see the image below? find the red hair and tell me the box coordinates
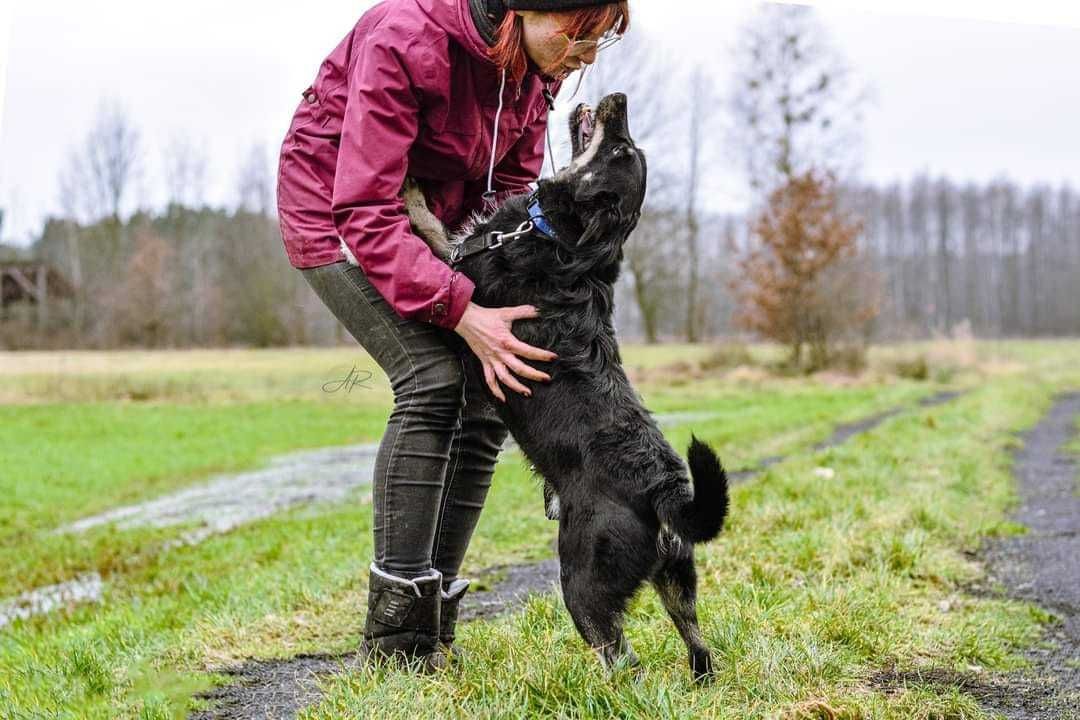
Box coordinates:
[489,3,630,85]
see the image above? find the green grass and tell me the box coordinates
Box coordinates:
[0,366,934,599]
[302,377,1062,719]
[0,400,391,598]
[0,341,1078,718]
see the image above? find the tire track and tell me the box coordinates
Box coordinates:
[976,392,1080,719]
[0,411,721,628]
[191,389,966,720]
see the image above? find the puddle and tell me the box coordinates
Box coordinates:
[2,412,714,629]
[62,411,720,538]
[63,444,382,535]
[0,573,104,629]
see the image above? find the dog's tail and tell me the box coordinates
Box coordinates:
[653,434,729,544]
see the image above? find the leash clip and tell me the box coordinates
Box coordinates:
[493,220,535,245]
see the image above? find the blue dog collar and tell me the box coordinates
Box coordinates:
[528,198,558,240]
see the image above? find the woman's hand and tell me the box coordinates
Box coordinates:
[452,302,558,403]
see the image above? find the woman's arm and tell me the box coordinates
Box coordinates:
[331,31,475,331]
[332,30,557,398]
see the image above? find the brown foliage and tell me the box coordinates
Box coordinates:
[732,169,880,370]
[104,228,176,347]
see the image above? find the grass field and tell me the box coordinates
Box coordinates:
[1,340,1077,719]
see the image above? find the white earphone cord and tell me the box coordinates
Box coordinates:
[491,62,590,185]
[484,68,508,211]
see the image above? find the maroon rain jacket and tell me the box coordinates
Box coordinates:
[277,0,561,331]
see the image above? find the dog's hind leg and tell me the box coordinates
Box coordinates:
[558,508,650,676]
[651,547,714,683]
[561,574,640,675]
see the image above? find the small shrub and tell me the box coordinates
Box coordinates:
[699,342,754,371]
[894,356,930,381]
[828,345,868,374]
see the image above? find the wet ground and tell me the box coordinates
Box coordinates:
[189,560,563,720]
[0,573,103,630]
[871,393,1080,719]
[61,410,717,540]
[976,393,1080,719]
[0,412,713,623]
[189,392,969,719]
[1,412,722,628]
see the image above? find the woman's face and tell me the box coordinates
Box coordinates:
[518,11,606,81]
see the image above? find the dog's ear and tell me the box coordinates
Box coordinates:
[572,181,604,205]
[576,201,620,247]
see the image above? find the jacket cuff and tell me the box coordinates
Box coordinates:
[428,270,475,330]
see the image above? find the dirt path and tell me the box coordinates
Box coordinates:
[728,390,963,482]
[977,393,1080,719]
[872,393,1080,718]
[190,391,966,719]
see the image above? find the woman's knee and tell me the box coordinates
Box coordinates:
[391,353,465,421]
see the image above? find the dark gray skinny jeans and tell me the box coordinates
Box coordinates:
[300,260,508,583]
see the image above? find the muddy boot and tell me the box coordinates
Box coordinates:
[359,564,446,673]
[439,578,470,662]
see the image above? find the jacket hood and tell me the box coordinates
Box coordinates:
[469,0,507,47]
[417,0,495,65]
[418,0,561,83]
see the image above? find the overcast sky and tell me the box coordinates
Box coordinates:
[1,0,1079,245]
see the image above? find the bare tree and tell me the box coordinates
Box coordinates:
[163,133,209,210]
[582,34,729,342]
[163,133,213,344]
[579,31,682,162]
[574,32,698,342]
[58,99,142,226]
[683,67,708,342]
[55,100,142,342]
[933,177,954,330]
[105,227,176,347]
[237,142,273,216]
[727,3,870,198]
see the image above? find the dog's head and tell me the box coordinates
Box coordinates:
[537,93,647,254]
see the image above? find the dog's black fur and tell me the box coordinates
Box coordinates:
[408,93,729,681]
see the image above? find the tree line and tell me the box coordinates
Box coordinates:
[843,177,1080,338]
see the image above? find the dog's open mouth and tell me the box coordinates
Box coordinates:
[577,105,596,151]
[571,103,596,159]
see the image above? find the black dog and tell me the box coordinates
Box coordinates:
[403,93,729,682]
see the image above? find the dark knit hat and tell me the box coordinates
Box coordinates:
[506,0,621,9]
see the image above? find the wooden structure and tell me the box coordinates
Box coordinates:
[0,261,76,327]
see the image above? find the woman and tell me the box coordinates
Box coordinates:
[276,0,631,671]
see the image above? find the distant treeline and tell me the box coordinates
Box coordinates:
[1,172,1074,350]
[1,206,308,349]
[843,176,1080,338]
